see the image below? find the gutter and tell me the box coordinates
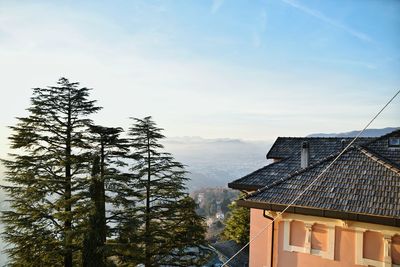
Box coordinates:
[237,199,400,228]
[227,182,261,191]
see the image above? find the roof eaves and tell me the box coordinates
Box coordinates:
[227,183,261,191]
[237,199,400,226]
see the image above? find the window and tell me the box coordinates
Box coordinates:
[389,137,400,147]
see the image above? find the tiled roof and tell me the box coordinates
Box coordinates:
[212,240,249,267]
[229,129,400,220]
[266,137,372,160]
[229,137,372,190]
[363,130,400,166]
[247,146,400,218]
[228,157,299,190]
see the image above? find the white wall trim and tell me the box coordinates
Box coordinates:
[279,213,400,266]
[282,219,335,260]
[355,229,396,267]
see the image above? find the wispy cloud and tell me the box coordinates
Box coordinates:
[310,58,377,69]
[211,0,224,14]
[252,31,262,48]
[0,0,398,144]
[281,0,373,43]
[252,9,267,48]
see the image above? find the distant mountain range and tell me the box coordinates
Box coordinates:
[307,127,398,137]
[1,127,397,192]
[165,127,399,191]
[163,137,271,191]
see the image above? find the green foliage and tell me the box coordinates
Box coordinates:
[1,78,101,266]
[221,197,250,245]
[83,125,129,267]
[116,117,207,266]
[171,196,207,248]
[192,188,238,218]
[1,80,206,266]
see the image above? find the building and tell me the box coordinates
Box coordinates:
[216,211,225,221]
[197,192,205,204]
[229,129,400,267]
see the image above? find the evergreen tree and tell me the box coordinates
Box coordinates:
[118,116,206,266]
[167,196,207,266]
[1,78,101,266]
[83,125,129,267]
[172,196,206,248]
[221,196,250,245]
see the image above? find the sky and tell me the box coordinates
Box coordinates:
[0,0,399,158]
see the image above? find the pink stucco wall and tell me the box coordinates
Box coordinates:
[363,230,383,261]
[333,227,361,266]
[290,220,306,247]
[288,221,328,251]
[249,209,273,267]
[274,222,364,267]
[249,210,400,267]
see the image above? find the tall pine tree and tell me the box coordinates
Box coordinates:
[118,116,206,266]
[1,78,101,266]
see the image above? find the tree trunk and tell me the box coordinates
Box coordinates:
[99,142,106,264]
[64,169,72,267]
[83,156,106,267]
[145,129,151,267]
[65,98,73,267]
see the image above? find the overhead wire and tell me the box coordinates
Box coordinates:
[221,88,400,267]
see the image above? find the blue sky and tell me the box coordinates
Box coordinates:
[0,0,399,151]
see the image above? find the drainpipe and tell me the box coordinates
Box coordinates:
[263,212,275,267]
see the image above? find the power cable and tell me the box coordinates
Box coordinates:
[221,88,400,267]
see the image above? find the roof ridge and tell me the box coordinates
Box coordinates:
[246,148,349,199]
[247,145,400,200]
[356,146,400,175]
[229,158,288,185]
[363,128,400,147]
[266,136,374,159]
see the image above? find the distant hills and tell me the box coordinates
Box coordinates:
[163,137,272,191]
[165,127,399,191]
[1,127,397,193]
[307,127,398,137]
